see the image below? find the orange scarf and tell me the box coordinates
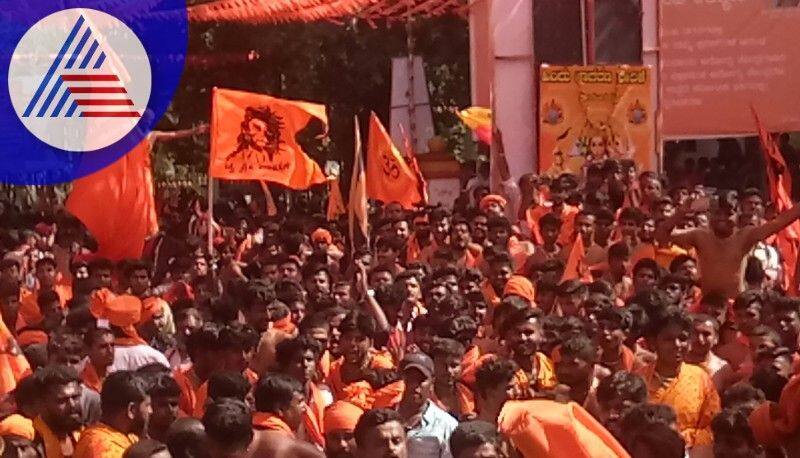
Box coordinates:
[81,364,104,393]
[303,382,326,447]
[252,412,295,438]
[271,315,297,335]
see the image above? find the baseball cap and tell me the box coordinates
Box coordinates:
[401,352,434,379]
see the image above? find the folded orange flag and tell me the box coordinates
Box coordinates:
[209,88,327,190]
[0,318,31,395]
[561,236,592,283]
[366,112,423,209]
[66,140,159,261]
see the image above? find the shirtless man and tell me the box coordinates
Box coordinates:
[656,191,800,299]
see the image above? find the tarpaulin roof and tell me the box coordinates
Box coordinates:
[187,0,468,24]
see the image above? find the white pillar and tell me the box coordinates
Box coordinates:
[491,0,536,188]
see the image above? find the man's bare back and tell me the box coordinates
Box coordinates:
[247,430,324,458]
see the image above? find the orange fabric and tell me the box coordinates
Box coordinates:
[754,108,800,294]
[326,351,396,409]
[503,275,536,304]
[252,412,295,438]
[498,400,630,458]
[91,293,146,346]
[74,422,136,458]
[479,194,507,212]
[480,280,501,309]
[271,315,297,335]
[311,228,333,245]
[81,363,104,393]
[635,362,720,447]
[561,237,592,283]
[526,206,549,245]
[0,318,31,395]
[16,329,48,347]
[461,345,482,374]
[139,297,165,324]
[304,382,326,447]
[372,380,405,409]
[17,285,72,329]
[66,140,158,261]
[324,401,364,434]
[33,416,81,458]
[431,383,475,417]
[513,353,559,393]
[556,206,580,247]
[749,373,800,448]
[365,112,423,209]
[327,178,347,222]
[399,125,429,205]
[461,353,497,387]
[173,366,201,417]
[318,350,332,381]
[349,115,369,247]
[0,414,34,440]
[209,88,327,190]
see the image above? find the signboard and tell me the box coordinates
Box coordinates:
[660,0,800,137]
[538,65,655,176]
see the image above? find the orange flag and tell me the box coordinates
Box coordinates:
[0,318,31,395]
[753,107,800,293]
[66,140,159,261]
[399,124,429,206]
[561,236,592,283]
[258,181,279,217]
[366,112,423,209]
[327,178,346,222]
[349,116,369,250]
[209,88,327,190]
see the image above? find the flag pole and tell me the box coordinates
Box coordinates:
[207,176,214,256]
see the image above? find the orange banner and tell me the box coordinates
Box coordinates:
[209,88,327,189]
[538,65,655,176]
[366,112,423,209]
[661,0,800,136]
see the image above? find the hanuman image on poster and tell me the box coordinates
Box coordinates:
[225,106,288,174]
[538,65,655,177]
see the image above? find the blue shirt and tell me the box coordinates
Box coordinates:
[407,401,459,458]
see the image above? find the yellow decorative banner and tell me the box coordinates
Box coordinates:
[538,65,655,176]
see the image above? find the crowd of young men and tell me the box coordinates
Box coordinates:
[0,156,799,457]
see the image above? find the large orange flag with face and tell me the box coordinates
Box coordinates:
[366,112,423,209]
[209,88,327,190]
[67,140,159,261]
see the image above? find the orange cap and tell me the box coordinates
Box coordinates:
[480,194,508,212]
[0,414,34,441]
[311,228,333,244]
[503,275,536,305]
[324,401,365,434]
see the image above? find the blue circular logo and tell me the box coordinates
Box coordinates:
[0,0,187,185]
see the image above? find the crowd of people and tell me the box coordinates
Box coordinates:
[0,154,798,458]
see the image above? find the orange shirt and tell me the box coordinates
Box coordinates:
[513,352,559,393]
[303,382,326,447]
[81,364,104,393]
[173,365,202,416]
[636,363,720,447]
[326,351,395,409]
[73,423,136,458]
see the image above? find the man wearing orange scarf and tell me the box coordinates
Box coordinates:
[324,401,364,458]
[32,365,83,458]
[75,371,149,458]
[89,289,169,372]
[500,307,558,395]
[275,336,327,448]
[252,373,305,437]
[326,311,396,410]
[449,218,482,270]
[17,258,72,331]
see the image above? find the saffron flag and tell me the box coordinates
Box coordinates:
[66,140,159,261]
[0,318,30,395]
[366,112,423,209]
[327,178,346,222]
[259,181,279,217]
[561,236,592,283]
[753,107,800,293]
[457,107,492,145]
[209,88,327,190]
[349,116,369,250]
[399,124,429,206]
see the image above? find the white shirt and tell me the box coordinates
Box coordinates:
[109,344,170,373]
